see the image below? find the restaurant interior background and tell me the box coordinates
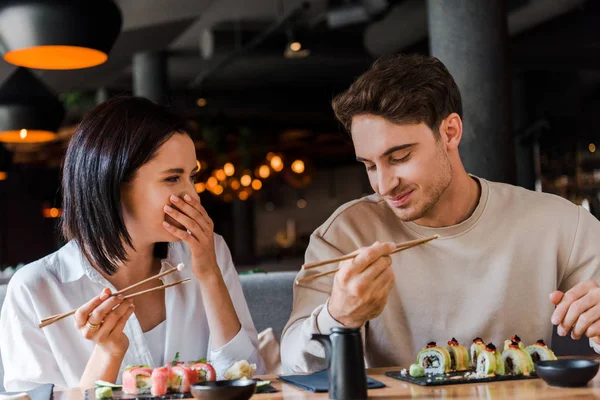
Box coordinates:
[0,0,599,276]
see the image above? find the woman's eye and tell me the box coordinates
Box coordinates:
[189,174,197,183]
[165,176,179,183]
[366,165,376,171]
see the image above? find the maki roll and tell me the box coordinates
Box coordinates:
[476,343,500,376]
[445,338,469,371]
[417,342,451,375]
[122,366,153,395]
[470,337,486,368]
[526,339,557,363]
[503,334,526,351]
[189,361,217,382]
[169,365,198,393]
[151,367,170,396]
[502,341,534,376]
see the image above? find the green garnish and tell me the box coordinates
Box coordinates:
[172,352,180,365]
[95,387,113,399]
[94,380,122,388]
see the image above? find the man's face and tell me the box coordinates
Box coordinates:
[352,115,452,222]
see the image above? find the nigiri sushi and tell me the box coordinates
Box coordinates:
[122,366,153,395]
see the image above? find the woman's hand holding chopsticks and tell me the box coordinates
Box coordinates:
[327,242,397,328]
[75,287,134,356]
[77,287,135,389]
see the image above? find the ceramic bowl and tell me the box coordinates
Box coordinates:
[535,359,599,387]
[190,379,256,400]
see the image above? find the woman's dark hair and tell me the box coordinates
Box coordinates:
[62,96,191,275]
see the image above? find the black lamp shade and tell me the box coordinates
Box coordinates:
[0,68,65,143]
[0,0,122,70]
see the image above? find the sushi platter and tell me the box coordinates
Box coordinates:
[386,369,538,386]
[84,379,277,400]
[386,335,556,386]
[88,356,276,399]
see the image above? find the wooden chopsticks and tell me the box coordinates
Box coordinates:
[296,235,439,285]
[38,262,188,329]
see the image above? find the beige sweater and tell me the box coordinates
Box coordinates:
[281,177,600,373]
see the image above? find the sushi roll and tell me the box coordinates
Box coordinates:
[502,341,534,376]
[470,337,486,368]
[169,365,198,393]
[151,367,170,396]
[503,334,526,351]
[122,366,153,395]
[476,343,499,376]
[189,361,216,382]
[416,342,451,375]
[526,339,557,363]
[445,338,469,371]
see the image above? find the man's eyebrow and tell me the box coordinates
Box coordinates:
[356,143,417,162]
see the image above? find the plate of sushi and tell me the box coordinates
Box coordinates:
[386,335,557,386]
[88,354,275,399]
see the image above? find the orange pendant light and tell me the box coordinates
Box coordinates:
[0,68,65,143]
[0,0,122,70]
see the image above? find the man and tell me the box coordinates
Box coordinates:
[281,54,600,373]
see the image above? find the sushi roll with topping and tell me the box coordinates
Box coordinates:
[189,360,216,382]
[122,366,153,395]
[445,338,469,371]
[476,343,499,376]
[526,339,557,363]
[169,365,198,393]
[151,367,170,396]
[504,334,526,351]
[502,341,534,376]
[470,338,486,368]
[417,342,451,375]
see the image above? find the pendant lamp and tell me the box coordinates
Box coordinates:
[0,0,122,70]
[0,68,65,143]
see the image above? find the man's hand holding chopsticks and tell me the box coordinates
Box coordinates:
[327,241,396,328]
[550,280,600,344]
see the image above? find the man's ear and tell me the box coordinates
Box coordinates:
[439,113,462,151]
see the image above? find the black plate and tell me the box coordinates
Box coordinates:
[85,380,277,399]
[386,369,538,386]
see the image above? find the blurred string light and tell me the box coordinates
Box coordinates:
[589,143,596,153]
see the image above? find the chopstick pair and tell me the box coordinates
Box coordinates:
[38,262,189,329]
[295,235,439,285]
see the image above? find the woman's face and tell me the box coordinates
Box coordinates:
[121,133,200,247]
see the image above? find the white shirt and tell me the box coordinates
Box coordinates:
[145,321,166,367]
[0,235,265,391]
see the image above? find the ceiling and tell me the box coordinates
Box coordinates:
[1,0,600,169]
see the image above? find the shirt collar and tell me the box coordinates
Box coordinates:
[56,240,187,284]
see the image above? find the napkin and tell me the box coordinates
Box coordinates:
[0,384,54,400]
[278,370,385,392]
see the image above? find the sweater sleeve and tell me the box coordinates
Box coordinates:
[280,232,346,374]
[558,207,600,292]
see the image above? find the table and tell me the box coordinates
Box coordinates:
[54,362,600,400]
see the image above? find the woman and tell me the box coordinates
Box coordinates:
[0,97,265,391]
